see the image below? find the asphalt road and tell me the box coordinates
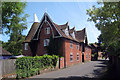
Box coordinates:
[27,60,107,80]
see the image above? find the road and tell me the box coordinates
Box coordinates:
[27,60,107,80]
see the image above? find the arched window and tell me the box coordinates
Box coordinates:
[44,39,50,46]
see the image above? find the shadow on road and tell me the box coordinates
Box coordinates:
[92,60,108,77]
[54,60,109,80]
[54,76,100,80]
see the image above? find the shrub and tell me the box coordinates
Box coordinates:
[16,55,58,78]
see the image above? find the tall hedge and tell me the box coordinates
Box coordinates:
[16,55,58,78]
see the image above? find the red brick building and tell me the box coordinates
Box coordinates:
[23,12,91,67]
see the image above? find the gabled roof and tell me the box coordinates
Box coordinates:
[53,23,86,42]
[58,22,69,30]
[75,28,86,42]
[69,27,75,33]
[0,47,12,56]
[24,12,88,43]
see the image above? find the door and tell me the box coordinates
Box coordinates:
[82,54,84,62]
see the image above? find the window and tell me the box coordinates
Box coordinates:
[25,43,28,50]
[70,41,73,48]
[70,53,73,62]
[77,43,79,50]
[77,53,79,61]
[86,53,88,59]
[63,28,69,36]
[71,32,75,39]
[44,39,50,46]
[45,27,50,34]
[89,54,90,59]
[65,28,69,36]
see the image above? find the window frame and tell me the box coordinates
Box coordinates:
[86,53,88,59]
[25,43,28,50]
[70,53,73,62]
[89,54,90,59]
[44,39,50,47]
[86,47,87,51]
[70,41,73,48]
[77,43,79,50]
[45,27,50,34]
[77,53,79,61]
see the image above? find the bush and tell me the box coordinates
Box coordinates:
[16,55,58,79]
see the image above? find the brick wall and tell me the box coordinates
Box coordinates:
[84,47,91,62]
[23,42,33,56]
[64,39,82,67]
[37,22,58,56]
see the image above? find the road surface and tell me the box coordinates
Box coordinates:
[27,60,107,80]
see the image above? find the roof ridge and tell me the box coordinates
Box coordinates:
[53,22,69,26]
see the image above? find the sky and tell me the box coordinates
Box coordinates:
[1,2,101,43]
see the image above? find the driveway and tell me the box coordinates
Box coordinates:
[27,60,107,80]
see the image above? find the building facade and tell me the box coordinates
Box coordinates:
[23,12,91,67]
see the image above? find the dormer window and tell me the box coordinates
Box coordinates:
[65,28,69,36]
[62,28,69,36]
[45,27,50,34]
[71,32,75,39]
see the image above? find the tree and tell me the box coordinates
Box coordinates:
[2,2,28,34]
[87,2,120,57]
[2,35,25,55]
[2,2,29,55]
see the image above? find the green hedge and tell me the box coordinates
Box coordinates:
[16,55,58,78]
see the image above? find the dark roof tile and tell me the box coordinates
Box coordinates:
[24,22,39,42]
[0,47,12,56]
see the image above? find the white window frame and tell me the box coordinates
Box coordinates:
[65,28,69,36]
[70,53,73,62]
[44,39,50,46]
[77,43,79,50]
[45,27,50,34]
[86,53,88,59]
[25,43,28,50]
[70,41,73,48]
[77,53,79,61]
[89,54,90,59]
[71,32,75,39]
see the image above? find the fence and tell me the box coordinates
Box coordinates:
[0,59,16,76]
